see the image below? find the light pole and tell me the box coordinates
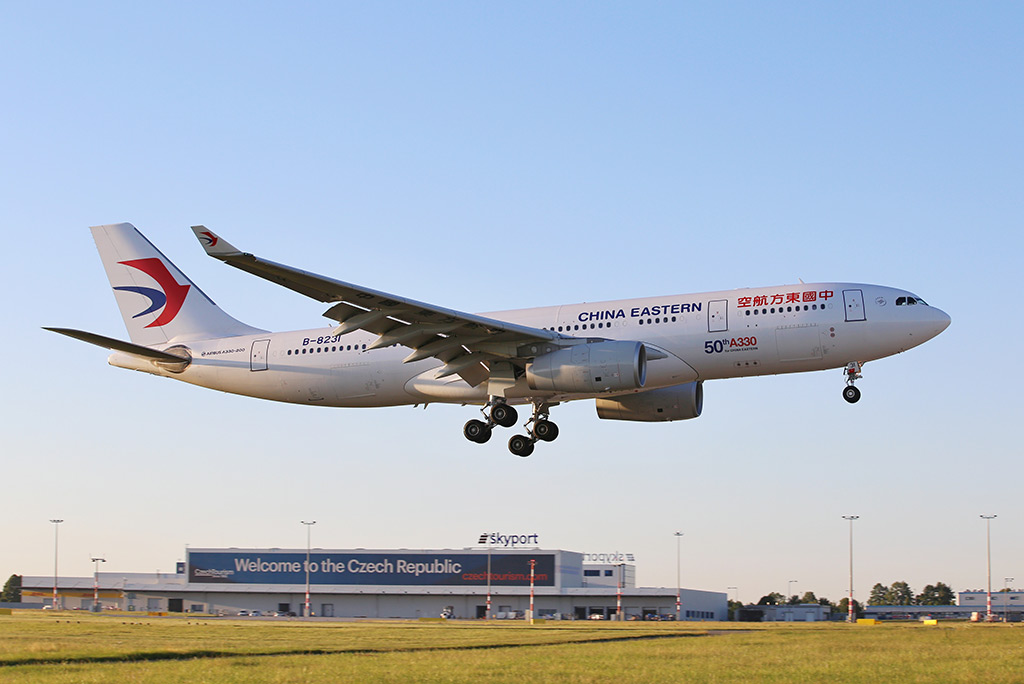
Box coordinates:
[485,533,492,620]
[49,520,63,610]
[788,580,798,602]
[842,515,859,623]
[981,515,996,622]
[91,557,106,611]
[301,520,316,618]
[529,559,536,625]
[674,532,683,621]
[727,587,738,621]
[616,562,624,621]
[1004,577,1014,623]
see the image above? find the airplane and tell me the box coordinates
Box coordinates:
[46,223,951,456]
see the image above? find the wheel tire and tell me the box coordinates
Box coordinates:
[842,386,861,404]
[534,420,559,442]
[508,434,534,457]
[491,404,518,428]
[464,419,492,443]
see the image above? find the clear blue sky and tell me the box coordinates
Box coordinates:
[2,2,1021,605]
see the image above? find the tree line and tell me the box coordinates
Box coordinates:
[749,581,958,610]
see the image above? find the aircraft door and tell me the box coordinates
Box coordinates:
[250,339,270,371]
[708,299,728,332]
[842,289,866,322]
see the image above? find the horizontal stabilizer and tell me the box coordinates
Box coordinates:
[43,327,190,364]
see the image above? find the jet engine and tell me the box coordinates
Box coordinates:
[595,381,703,422]
[526,341,646,394]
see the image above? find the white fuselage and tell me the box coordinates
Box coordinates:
[110,282,950,408]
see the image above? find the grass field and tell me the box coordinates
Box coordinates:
[1,612,1021,683]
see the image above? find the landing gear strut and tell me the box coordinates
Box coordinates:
[843,362,862,404]
[508,402,559,457]
[463,398,519,444]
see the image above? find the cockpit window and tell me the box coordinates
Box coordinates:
[896,296,928,306]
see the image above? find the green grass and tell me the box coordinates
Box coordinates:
[2,612,1021,683]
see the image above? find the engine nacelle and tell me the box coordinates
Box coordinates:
[595,382,703,422]
[526,341,646,394]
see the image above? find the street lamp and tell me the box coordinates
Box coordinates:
[301,520,316,618]
[49,520,63,610]
[91,557,106,611]
[788,580,798,602]
[674,532,684,621]
[842,515,859,623]
[727,586,738,621]
[1004,577,1014,623]
[981,515,996,622]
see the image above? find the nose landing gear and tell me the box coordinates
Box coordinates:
[843,362,863,404]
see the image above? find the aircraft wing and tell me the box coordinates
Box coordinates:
[191,226,563,387]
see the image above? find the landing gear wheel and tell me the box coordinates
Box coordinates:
[491,404,518,428]
[533,420,559,442]
[842,386,861,404]
[508,434,535,457]
[464,419,492,443]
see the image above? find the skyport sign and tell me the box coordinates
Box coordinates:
[187,551,555,587]
[477,532,540,547]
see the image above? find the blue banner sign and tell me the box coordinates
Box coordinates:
[188,551,555,586]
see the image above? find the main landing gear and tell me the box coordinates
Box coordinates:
[463,399,518,445]
[463,399,559,457]
[843,362,863,404]
[507,403,559,458]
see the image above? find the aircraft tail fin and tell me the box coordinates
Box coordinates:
[91,223,266,346]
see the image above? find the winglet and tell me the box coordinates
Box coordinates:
[191,225,242,257]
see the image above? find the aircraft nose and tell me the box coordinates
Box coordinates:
[928,307,951,338]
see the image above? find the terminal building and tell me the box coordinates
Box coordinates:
[20,546,727,621]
